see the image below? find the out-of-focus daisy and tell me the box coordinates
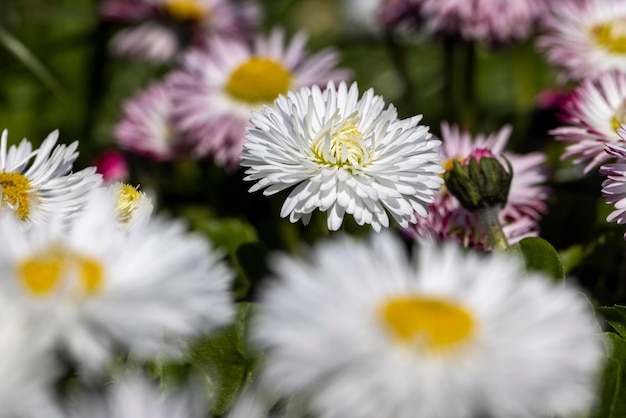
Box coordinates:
[115,81,189,161]
[0,188,234,371]
[378,0,545,44]
[242,81,443,232]
[0,304,60,418]
[100,0,260,62]
[551,71,626,173]
[67,374,206,418]
[252,232,604,418]
[405,123,549,248]
[94,150,129,185]
[169,28,351,169]
[601,128,626,235]
[108,182,153,231]
[538,0,626,81]
[0,129,102,227]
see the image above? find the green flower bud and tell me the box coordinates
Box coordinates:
[444,156,512,213]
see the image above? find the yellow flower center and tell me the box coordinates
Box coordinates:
[115,183,145,225]
[226,58,292,104]
[379,295,475,353]
[442,157,464,172]
[311,115,369,168]
[17,249,104,297]
[592,19,626,54]
[0,171,33,220]
[162,0,207,21]
[612,99,626,131]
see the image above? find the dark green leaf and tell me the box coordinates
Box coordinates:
[599,306,626,339]
[510,237,564,280]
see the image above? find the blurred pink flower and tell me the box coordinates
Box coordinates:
[100,0,260,62]
[115,81,189,161]
[378,0,546,44]
[168,28,351,169]
[550,71,626,173]
[538,0,626,81]
[94,150,129,185]
[404,123,550,249]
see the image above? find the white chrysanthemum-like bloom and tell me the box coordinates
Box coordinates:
[550,71,626,172]
[242,81,443,232]
[107,182,154,231]
[0,129,102,226]
[0,304,60,418]
[538,0,626,81]
[0,188,235,371]
[252,232,604,418]
[68,374,206,418]
[601,129,626,236]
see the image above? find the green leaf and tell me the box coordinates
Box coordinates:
[592,332,626,418]
[599,306,626,339]
[559,245,585,275]
[0,25,66,98]
[509,237,564,280]
[190,303,254,415]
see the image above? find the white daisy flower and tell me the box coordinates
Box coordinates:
[0,129,102,226]
[252,232,604,418]
[168,28,350,168]
[600,129,626,235]
[107,182,154,231]
[0,188,235,371]
[550,71,626,172]
[242,81,443,232]
[538,0,626,80]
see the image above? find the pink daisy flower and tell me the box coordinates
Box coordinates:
[538,0,626,81]
[100,0,260,62]
[405,123,550,249]
[378,0,546,44]
[550,71,626,173]
[600,127,626,235]
[168,28,351,169]
[115,81,189,161]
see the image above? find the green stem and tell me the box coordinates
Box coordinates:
[443,36,456,121]
[479,206,509,252]
[384,30,418,114]
[460,40,477,130]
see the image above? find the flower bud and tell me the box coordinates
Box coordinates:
[444,155,512,212]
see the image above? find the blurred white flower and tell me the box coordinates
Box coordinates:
[67,374,206,418]
[242,81,443,232]
[0,304,60,418]
[252,232,604,418]
[0,129,101,226]
[0,188,235,372]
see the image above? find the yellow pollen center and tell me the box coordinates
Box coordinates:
[0,171,32,220]
[17,250,104,297]
[162,0,207,21]
[311,116,369,167]
[592,19,626,54]
[612,100,626,131]
[115,183,143,224]
[442,157,464,172]
[379,296,475,352]
[226,58,292,104]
